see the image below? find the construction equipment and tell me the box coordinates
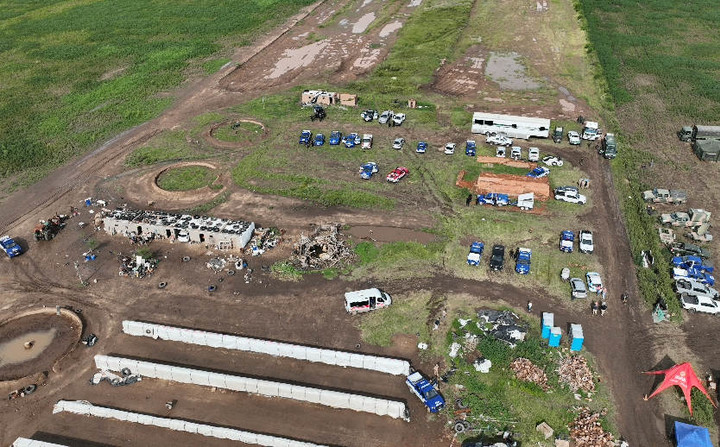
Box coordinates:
[34,215,67,241]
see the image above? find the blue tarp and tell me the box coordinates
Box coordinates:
[675,421,713,447]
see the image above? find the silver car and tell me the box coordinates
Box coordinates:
[570,277,587,299]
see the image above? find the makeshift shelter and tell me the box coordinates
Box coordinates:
[693,140,720,161]
[674,421,713,447]
[643,363,716,415]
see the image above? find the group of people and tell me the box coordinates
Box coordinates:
[591,300,608,316]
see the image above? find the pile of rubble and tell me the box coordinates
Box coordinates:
[568,407,615,447]
[476,310,528,347]
[291,224,354,270]
[510,358,550,391]
[557,355,595,393]
[246,227,282,257]
[118,255,158,279]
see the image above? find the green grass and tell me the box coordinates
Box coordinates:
[0,0,315,184]
[125,131,194,167]
[202,58,232,75]
[213,121,264,143]
[156,166,216,191]
[358,291,431,347]
[185,192,228,215]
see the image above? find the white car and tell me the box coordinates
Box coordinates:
[510,146,522,160]
[680,294,720,315]
[496,146,506,158]
[571,278,587,299]
[586,271,603,293]
[444,143,456,155]
[392,137,405,150]
[378,110,394,124]
[361,134,373,150]
[568,131,581,145]
[542,155,564,167]
[486,133,513,146]
[555,186,587,205]
[675,278,720,300]
[579,230,594,254]
[528,147,540,162]
[392,113,406,126]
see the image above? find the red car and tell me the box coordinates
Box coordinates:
[386,166,409,183]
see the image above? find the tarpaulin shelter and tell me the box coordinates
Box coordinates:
[643,363,716,415]
[674,421,713,447]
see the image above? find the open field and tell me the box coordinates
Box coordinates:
[2,0,720,445]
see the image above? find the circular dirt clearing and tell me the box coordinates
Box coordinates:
[156,165,218,191]
[206,118,267,148]
[0,309,83,381]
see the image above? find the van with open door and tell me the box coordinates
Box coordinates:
[344,288,392,314]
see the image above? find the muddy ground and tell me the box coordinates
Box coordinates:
[0,0,718,446]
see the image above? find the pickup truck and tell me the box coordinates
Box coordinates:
[406,371,445,413]
[661,209,710,227]
[515,248,531,274]
[554,187,587,205]
[467,242,485,266]
[361,134,373,150]
[559,231,574,253]
[643,188,687,204]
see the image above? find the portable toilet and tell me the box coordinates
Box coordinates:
[570,324,584,352]
[542,312,554,339]
[548,327,562,347]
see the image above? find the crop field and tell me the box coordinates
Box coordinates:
[0,0,314,186]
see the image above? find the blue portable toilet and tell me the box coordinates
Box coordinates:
[542,312,554,339]
[84,197,92,206]
[570,324,584,352]
[548,327,562,347]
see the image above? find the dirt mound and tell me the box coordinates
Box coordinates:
[475,156,535,169]
[456,171,550,200]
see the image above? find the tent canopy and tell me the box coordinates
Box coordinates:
[675,421,713,447]
[643,362,716,415]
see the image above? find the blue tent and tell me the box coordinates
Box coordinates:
[675,421,713,447]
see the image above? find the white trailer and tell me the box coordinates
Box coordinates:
[471,112,550,139]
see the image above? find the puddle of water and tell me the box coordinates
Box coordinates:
[267,40,330,79]
[0,328,57,367]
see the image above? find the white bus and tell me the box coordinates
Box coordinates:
[471,112,550,139]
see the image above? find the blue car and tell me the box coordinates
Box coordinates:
[344,133,360,148]
[329,130,342,145]
[560,231,574,253]
[527,167,550,178]
[1,235,22,258]
[314,133,325,146]
[477,193,509,206]
[359,162,378,180]
[416,141,427,154]
[672,256,714,273]
[515,247,531,274]
[467,242,485,266]
[406,371,445,413]
[465,140,477,156]
[299,130,312,145]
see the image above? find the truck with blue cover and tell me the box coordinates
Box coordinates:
[465,140,477,156]
[560,231,574,253]
[515,247,531,274]
[1,236,22,258]
[477,193,509,206]
[406,371,445,413]
[467,242,485,266]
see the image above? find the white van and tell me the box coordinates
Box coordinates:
[344,288,392,314]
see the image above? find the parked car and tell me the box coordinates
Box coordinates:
[361,134,373,150]
[392,137,405,150]
[392,113,406,126]
[314,133,325,146]
[486,133,513,146]
[571,277,588,299]
[679,293,720,315]
[496,146,506,158]
[675,278,720,300]
[467,242,485,266]
[555,186,587,205]
[559,231,574,253]
[542,155,564,167]
[387,166,409,183]
[444,142,456,155]
[345,288,392,314]
[553,126,564,143]
[489,245,505,271]
[672,255,714,272]
[642,188,687,204]
[361,109,379,122]
[359,162,378,180]
[673,266,715,287]
[528,147,540,162]
[586,271,603,293]
[567,131,581,145]
[378,110,394,124]
[406,370,445,413]
[344,133,360,148]
[416,141,428,154]
[527,167,550,178]
[515,247,531,275]
[477,193,509,206]
[299,129,312,145]
[329,130,343,145]
[579,230,594,254]
[510,146,522,160]
[670,242,710,259]
[1,235,22,258]
[465,140,477,156]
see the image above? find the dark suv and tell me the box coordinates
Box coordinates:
[489,245,505,271]
[670,242,710,259]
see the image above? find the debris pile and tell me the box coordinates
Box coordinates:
[291,224,354,270]
[568,407,614,447]
[206,257,228,272]
[557,355,595,393]
[246,227,282,256]
[476,310,528,347]
[118,255,158,279]
[510,358,550,391]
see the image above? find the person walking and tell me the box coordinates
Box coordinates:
[600,301,608,316]
[591,301,599,315]
[527,301,533,313]
[466,194,472,206]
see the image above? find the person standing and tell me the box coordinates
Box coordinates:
[527,301,533,313]
[592,301,599,315]
[600,301,608,316]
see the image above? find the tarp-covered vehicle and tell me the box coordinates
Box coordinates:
[467,242,485,266]
[1,235,22,258]
[406,371,445,413]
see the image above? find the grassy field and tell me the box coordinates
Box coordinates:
[213,121,265,143]
[0,0,314,186]
[156,166,217,191]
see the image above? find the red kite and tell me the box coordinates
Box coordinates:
[643,362,716,415]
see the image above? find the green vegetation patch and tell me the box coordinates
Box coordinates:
[213,121,265,143]
[156,166,216,191]
[359,291,432,347]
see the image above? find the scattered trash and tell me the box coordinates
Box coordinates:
[449,342,462,358]
[291,224,354,270]
[8,384,37,400]
[90,369,142,387]
[476,310,528,347]
[246,227,282,257]
[510,358,550,391]
[206,257,227,272]
[474,358,492,373]
[82,334,98,347]
[165,399,177,410]
[118,254,158,279]
[557,355,595,393]
[208,285,217,293]
[536,422,554,439]
[417,342,429,350]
